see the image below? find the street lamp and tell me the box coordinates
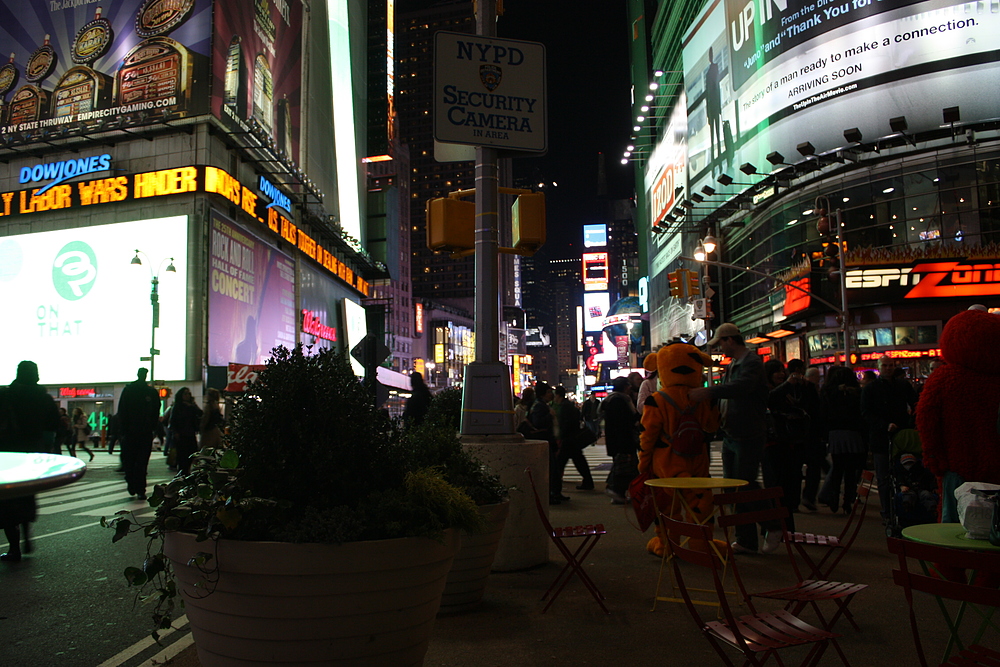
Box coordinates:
[425,361,436,388]
[131,250,176,383]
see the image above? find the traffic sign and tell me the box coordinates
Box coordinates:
[433,30,547,153]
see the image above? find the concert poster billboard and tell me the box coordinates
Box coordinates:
[207,212,296,366]
[0,0,212,137]
[682,0,1000,187]
[212,0,303,162]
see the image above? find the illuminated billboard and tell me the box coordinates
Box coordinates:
[682,0,1000,183]
[0,0,212,137]
[327,0,363,241]
[583,224,607,248]
[341,297,368,377]
[212,0,303,161]
[207,212,296,366]
[582,252,610,291]
[583,292,611,332]
[0,216,189,384]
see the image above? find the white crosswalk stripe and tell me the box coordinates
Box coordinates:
[562,439,726,483]
[34,477,170,516]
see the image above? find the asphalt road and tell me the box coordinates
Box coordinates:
[1,450,192,667]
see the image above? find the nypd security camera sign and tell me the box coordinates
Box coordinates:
[434,31,546,153]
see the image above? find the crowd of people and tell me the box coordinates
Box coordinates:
[515,320,963,555]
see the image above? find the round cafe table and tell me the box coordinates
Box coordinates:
[0,452,87,500]
[902,523,1000,552]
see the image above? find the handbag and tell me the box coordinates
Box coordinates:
[574,425,598,448]
[629,471,657,532]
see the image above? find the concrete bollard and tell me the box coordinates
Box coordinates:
[461,434,549,571]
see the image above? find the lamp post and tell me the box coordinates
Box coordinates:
[425,361,436,388]
[131,250,176,383]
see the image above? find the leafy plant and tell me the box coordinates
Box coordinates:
[402,422,508,506]
[424,386,462,430]
[104,345,487,637]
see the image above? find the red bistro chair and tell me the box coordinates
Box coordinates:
[525,467,609,613]
[714,486,867,665]
[887,536,1000,667]
[787,470,875,580]
[663,515,841,667]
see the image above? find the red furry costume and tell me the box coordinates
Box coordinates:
[916,309,1000,517]
[639,343,720,556]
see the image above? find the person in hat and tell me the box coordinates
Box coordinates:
[892,452,937,516]
[690,323,782,554]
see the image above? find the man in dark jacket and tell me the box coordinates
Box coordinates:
[117,368,161,500]
[862,356,917,520]
[552,386,594,495]
[691,323,781,554]
[600,377,639,504]
[529,382,563,504]
[403,372,432,428]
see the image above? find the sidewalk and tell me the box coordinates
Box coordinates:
[160,441,959,666]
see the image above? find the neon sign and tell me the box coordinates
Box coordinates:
[19,154,111,195]
[301,309,337,342]
[905,262,1000,298]
[783,277,811,315]
[258,175,292,212]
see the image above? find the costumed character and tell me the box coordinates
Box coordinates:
[639,343,720,556]
[916,309,1000,522]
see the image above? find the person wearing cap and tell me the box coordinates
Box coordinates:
[690,323,782,554]
[892,452,937,516]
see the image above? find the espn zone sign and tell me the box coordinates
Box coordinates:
[846,261,1000,298]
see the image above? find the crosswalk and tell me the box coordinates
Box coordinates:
[561,438,726,484]
[36,476,171,518]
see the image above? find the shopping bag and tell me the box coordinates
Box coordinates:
[629,472,656,532]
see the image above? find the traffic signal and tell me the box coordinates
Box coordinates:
[685,269,700,298]
[512,192,546,255]
[815,207,830,235]
[426,197,475,252]
[668,270,686,298]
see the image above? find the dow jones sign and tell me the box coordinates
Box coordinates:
[434,31,546,153]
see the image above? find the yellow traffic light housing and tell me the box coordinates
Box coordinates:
[668,270,685,298]
[426,197,475,252]
[512,192,546,255]
[685,269,700,298]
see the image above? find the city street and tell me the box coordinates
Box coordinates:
[1,450,193,667]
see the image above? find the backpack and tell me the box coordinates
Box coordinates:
[654,391,705,459]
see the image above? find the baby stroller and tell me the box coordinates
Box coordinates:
[885,428,939,537]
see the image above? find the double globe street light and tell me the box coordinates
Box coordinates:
[131,250,176,383]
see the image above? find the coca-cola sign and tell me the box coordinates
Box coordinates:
[226,363,266,392]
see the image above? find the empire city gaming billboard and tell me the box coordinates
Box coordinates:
[0,216,189,384]
[682,0,1000,185]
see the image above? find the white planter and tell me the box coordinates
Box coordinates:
[163,529,459,667]
[438,499,510,614]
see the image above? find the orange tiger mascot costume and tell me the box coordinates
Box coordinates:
[639,343,720,556]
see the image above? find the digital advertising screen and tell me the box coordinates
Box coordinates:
[582,252,610,291]
[583,224,608,248]
[682,0,1000,185]
[207,212,296,366]
[583,291,611,333]
[341,297,368,377]
[299,263,346,353]
[0,216,189,384]
[0,0,212,137]
[212,0,303,162]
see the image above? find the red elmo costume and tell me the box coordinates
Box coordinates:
[916,309,1000,516]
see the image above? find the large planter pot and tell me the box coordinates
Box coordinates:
[163,529,459,667]
[438,499,510,615]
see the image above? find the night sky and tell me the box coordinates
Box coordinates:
[397,0,635,260]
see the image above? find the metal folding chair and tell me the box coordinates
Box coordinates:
[663,515,840,667]
[525,467,609,613]
[787,470,875,580]
[715,486,866,665]
[887,536,1000,666]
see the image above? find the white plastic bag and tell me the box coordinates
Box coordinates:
[955,482,1000,540]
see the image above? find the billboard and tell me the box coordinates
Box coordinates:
[583,291,611,332]
[682,0,1000,184]
[341,297,368,377]
[212,0,303,161]
[0,0,212,137]
[582,252,609,291]
[0,216,189,384]
[583,224,607,248]
[298,263,343,353]
[207,212,296,366]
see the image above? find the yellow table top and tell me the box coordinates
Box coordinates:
[644,477,749,490]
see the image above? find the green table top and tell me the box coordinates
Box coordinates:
[902,523,1000,552]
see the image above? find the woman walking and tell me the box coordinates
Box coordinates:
[168,388,203,475]
[71,407,95,461]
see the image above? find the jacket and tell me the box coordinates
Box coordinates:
[710,349,768,441]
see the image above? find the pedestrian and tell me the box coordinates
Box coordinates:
[513,386,537,436]
[117,368,161,500]
[0,360,60,562]
[552,386,594,493]
[774,359,824,513]
[199,388,225,449]
[600,376,640,504]
[636,351,659,415]
[690,323,782,554]
[71,407,95,462]
[861,356,917,522]
[168,387,203,475]
[56,407,73,456]
[402,371,432,428]
[580,391,601,437]
[817,366,867,514]
[762,359,802,531]
[529,382,564,504]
